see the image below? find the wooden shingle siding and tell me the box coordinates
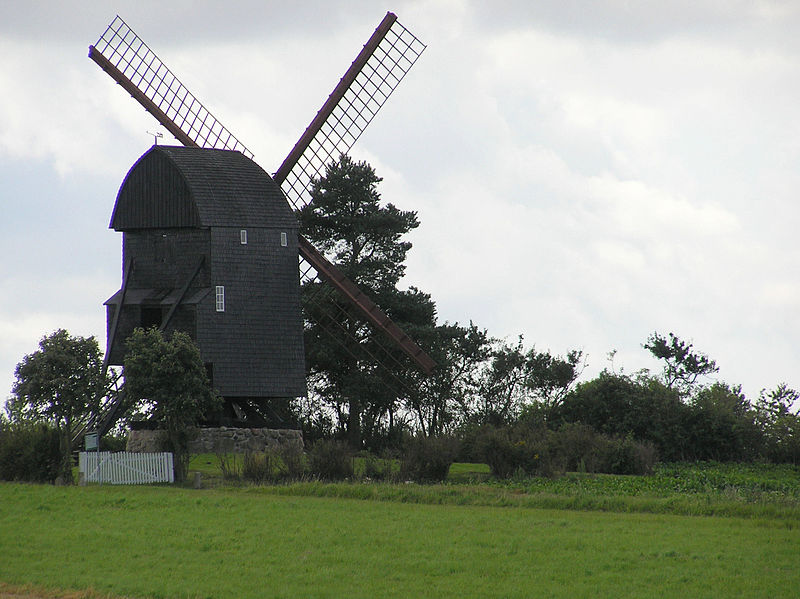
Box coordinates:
[106,145,306,401]
[198,226,305,397]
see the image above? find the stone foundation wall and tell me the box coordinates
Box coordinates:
[126,427,303,454]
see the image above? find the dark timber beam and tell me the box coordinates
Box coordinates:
[103,256,133,374]
[160,256,205,331]
[298,235,436,374]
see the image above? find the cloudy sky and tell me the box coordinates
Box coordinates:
[1,0,798,407]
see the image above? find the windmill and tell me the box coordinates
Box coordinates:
[88,13,436,434]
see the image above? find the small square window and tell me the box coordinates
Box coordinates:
[215,286,225,312]
[240,229,247,245]
[280,231,288,247]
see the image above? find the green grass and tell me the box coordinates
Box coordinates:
[185,456,800,519]
[1,481,798,599]
[4,461,799,597]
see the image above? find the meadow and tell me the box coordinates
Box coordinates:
[1,462,798,599]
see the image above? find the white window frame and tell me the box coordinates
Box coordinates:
[280,231,288,247]
[215,286,225,312]
[240,229,247,244]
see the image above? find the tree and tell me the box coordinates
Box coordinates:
[123,328,221,481]
[756,383,800,463]
[8,329,110,483]
[403,322,492,437]
[298,154,430,448]
[299,154,419,295]
[552,371,688,460]
[644,331,718,395]
[475,338,584,423]
[688,382,761,461]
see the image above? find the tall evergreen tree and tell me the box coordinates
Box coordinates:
[298,154,433,448]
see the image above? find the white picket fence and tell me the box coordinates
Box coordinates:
[79,451,174,484]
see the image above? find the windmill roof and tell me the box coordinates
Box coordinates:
[110,146,296,230]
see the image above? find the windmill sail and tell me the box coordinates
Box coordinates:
[89,14,435,384]
[273,12,426,209]
[89,16,252,157]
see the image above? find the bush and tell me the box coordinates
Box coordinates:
[0,422,62,483]
[474,426,523,478]
[548,423,605,473]
[361,452,394,481]
[242,451,276,483]
[216,452,242,480]
[474,423,657,479]
[605,435,657,475]
[276,443,306,480]
[100,432,128,452]
[474,425,563,479]
[400,435,459,483]
[307,439,353,481]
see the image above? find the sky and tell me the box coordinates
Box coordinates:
[1,0,798,408]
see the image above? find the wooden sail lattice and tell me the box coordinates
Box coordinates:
[274,14,426,211]
[91,16,252,157]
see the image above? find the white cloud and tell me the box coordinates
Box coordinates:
[1,0,799,408]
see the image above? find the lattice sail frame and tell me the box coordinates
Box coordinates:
[91,16,253,157]
[275,15,426,211]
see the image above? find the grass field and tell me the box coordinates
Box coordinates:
[1,462,799,598]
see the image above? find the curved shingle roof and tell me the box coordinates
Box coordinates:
[111,146,296,230]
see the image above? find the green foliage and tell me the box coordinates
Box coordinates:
[553,371,687,460]
[474,423,657,478]
[99,432,128,452]
[299,154,419,292]
[403,321,492,437]
[123,328,221,481]
[277,442,307,480]
[361,452,394,481]
[687,383,762,461]
[399,435,459,482]
[644,331,718,394]
[188,453,800,519]
[216,451,242,481]
[208,444,309,484]
[0,421,61,483]
[307,439,354,480]
[241,450,276,483]
[8,329,110,483]
[475,337,583,423]
[756,383,800,463]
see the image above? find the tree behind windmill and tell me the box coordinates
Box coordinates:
[298,155,435,448]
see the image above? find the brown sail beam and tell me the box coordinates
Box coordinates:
[298,235,436,374]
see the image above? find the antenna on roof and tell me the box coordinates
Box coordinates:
[147,131,163,145]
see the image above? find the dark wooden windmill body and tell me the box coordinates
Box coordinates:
[104,146,305,423]
[87,12,435,435]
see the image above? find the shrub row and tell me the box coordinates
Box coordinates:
[218,436,460,484]
[0,422,61,483]
[473,423,657,478]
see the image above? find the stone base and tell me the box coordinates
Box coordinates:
[126,427,303,454]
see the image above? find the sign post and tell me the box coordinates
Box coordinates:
[85,432,100,484]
